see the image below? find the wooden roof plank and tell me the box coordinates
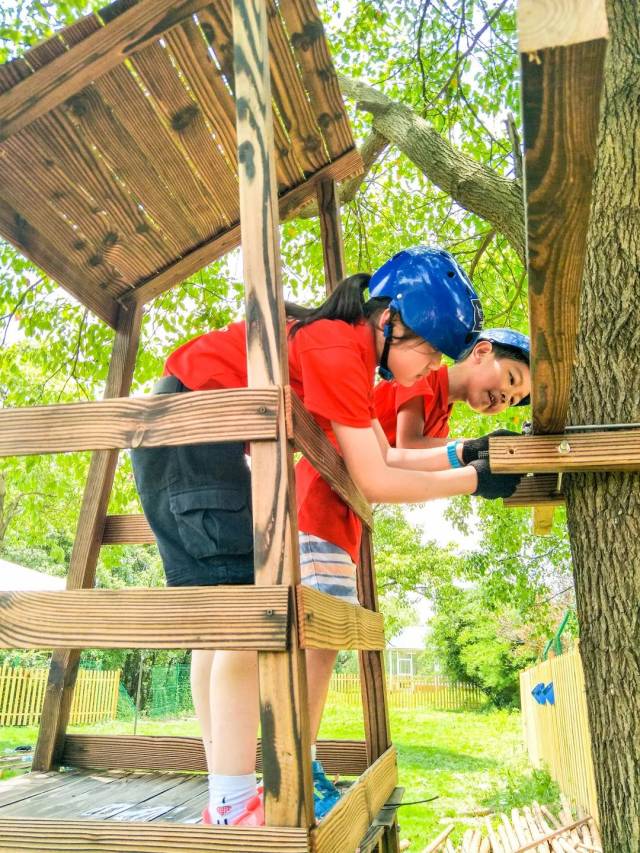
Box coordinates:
[519,0,608,433]
[195,3,304,190]
[278,0,354,160]
[0,0,214,143]
[63,14,232,236]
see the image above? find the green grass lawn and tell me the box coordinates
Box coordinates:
[1,705,558,849]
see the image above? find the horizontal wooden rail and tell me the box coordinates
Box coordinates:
[504,474,565,507]
[0,588,289,650]
[62,735,368,776]
[0,819,309,852]
[102,514,155,544]
[310,746,398,853]
[0,388,279,457]
[287,389,373,528]
[296,587,384,650]
[490,430,640,473]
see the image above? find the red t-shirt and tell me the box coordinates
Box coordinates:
[165,319,378,562]
[373,366,453,445]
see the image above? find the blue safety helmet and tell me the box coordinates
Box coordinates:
[474,328,530,407]
[369,247,483,377]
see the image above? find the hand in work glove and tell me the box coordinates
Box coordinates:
[461,429,521,465]
[469,457,522,499]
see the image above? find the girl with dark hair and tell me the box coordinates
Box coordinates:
[131,246,521,827]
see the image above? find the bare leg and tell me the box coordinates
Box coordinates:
[190,650,215,770]
[306,649,338,744]
[209,649,260,774]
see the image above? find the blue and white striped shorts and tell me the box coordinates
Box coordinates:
[298,533,359,604]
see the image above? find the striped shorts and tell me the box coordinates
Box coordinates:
[298,533,359,605]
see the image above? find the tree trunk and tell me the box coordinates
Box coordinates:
[565,2,640,849]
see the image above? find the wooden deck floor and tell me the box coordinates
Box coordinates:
[0,769,209,824]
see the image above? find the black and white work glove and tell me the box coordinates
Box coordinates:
[461,429,521,465]
[469,457,522,500]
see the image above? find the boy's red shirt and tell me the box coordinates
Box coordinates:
[373,366,453,445]
[164,319,378,563]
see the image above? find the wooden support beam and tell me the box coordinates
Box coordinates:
[532,505,556,536]
[310,746,398,853]
[490,430,640,474]
[102,513,155,544]
[288,390,373,527]
[131,149,361,307]
[33,301,142,772]
[518,0,608,434]
[0,818,310,852]
[0,587,289,650]
[504,474,564,507]
[0,0,213,143]
[357,529,393,768]
[316,178,346,293]
[0,388,279,457]
[62,735,369,776]
[233,0,313,827]
[296,586,384,650]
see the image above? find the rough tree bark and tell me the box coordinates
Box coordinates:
[565,1,640,849]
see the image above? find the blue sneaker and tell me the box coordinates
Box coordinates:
[312,759,341,819]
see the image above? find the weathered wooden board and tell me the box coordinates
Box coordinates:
[490,430,640,473]
[316,178,346,293]
[288,389,373,527]
[504,474,564,507]
[296,586,384,650]
[63,735,369,776]
[102,514,155,544]
[532,505,556,536]
[310,746,398,853]
[0,587,289,650]
[0,388,279,457]
[518,0,608,434]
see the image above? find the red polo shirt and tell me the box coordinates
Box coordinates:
[373,366,453,445]
[165,319,378,562]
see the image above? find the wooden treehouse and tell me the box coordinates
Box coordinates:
[0,0,401,850]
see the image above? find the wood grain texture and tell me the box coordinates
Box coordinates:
[102,514,155,544]
[490,430,640,473]
[0,587,289,650]
[310,746,398,853]
[518,0,608,52]
[357,529,392,766]
[62,735,368,776]
[33,302,142,772]
[289,389,372,527]
[132,148,361,306]
[0,818,309,852]
[317,179,345,293]
[0,387,279,457]
[532,505,555,536]
[233,0,313,827]
[521,37,607,433]
[0,0,212,142]
[296,586,384,650]
[504,474,565,507]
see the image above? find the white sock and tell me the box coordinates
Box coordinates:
[208,772,257,825]
[311,744,317,761]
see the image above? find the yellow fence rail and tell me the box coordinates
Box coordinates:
[328,673,486,712]
[0,664,120,727]
[520,644,598,820]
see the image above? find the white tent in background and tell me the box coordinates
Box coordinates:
[0,558,65,591]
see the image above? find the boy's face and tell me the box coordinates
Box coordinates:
[465,342,531,413]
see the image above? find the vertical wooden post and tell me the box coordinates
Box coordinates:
[316,178,345,293]
[232,0,313,828]
[33,299,143,771]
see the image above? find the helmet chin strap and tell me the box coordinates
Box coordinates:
[378,323,394,380]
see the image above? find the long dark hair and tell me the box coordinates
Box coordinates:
[286,273,419,341]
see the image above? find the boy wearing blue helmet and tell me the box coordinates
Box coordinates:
[132,246,521,828]
[374,328,530,451]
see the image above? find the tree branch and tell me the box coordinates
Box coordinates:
[339,75,526,262]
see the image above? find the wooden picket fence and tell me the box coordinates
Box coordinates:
[0,664,120,726]
[328,673,486,712]
[520,644,598,821]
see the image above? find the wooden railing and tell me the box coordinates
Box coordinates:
[328,673,486,712]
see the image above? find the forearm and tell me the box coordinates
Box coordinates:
[364,464,476,504]
[396,434,449,450]
[385,442,461,471]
